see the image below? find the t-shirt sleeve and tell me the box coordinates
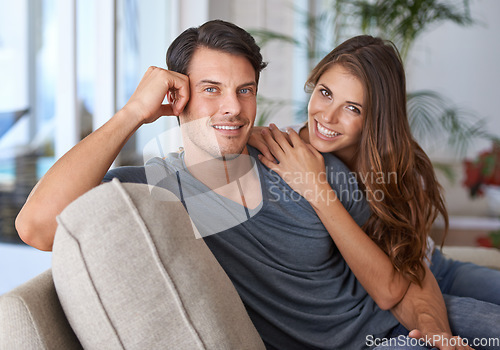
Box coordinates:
[103,166,148,184]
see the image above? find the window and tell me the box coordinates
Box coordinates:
[0,0,184,243]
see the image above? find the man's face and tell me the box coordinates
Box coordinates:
[179,47,257,162]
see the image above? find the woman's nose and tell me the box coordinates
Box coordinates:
[321,106,339,124]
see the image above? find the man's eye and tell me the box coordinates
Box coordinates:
[205,87,217,93]
[239,88,252,94]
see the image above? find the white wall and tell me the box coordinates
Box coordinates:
[407,0,500,160]
[406,0,500,215]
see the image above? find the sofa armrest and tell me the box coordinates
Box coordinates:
[0,269,82,349]
[441,246,500,270]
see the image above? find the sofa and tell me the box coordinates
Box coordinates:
[1,180,500,349]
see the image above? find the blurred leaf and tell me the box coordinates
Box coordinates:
[354,0,473,60]
[248,29,302,48]
[407,90,487,158]
[432,161,457,183]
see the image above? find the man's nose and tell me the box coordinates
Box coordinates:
[220,92,241,117]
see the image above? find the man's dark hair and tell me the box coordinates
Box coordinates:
[166,20,267,84]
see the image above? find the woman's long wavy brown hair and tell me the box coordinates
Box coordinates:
[305,35,448,285]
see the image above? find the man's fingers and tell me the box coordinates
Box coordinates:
[171,98,187,116]
[166,73,190,115]
[171,84,190,115]
[157,104,176,117]
[408,329,423,339]
[409,330,475,350]
[128,66,190,122]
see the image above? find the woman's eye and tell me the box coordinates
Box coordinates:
[239,88,250,94]
[205,87,217,93]
[319,89,331,97]
[346,105,361,114]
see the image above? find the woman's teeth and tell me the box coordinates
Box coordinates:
[317,122,340,137]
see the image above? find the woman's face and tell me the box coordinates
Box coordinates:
[307,64,365,165]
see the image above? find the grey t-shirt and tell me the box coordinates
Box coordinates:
[104,146,398,349]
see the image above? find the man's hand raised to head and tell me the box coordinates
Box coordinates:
[123,66,190,125]
[15,67,190,251]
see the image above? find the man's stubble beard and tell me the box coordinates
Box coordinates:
[181,113,249,161]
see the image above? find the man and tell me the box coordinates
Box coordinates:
[16,20,468,349]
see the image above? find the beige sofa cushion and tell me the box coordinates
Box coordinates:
[0,269,82,350]
[52,179,265,350]
[442,246,500,270]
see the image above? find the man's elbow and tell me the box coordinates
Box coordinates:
[375,284,410,311]
[375,296,402,311]
[15,211,54,251]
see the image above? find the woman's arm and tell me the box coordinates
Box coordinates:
[312,190,410,309]
[258,124,410,310]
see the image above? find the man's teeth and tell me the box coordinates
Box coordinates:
[213,125,241,130]
[317,123,340,137]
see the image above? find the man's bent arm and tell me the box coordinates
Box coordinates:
[15,67,189,251]
[391,264,450,332]
[390,265,471,350]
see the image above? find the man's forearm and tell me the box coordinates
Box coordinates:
[391,264,451,335]
[15,108,142,251]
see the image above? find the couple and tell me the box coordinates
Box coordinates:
[16,20,499,349]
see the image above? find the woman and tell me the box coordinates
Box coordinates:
[250,35,500,344]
